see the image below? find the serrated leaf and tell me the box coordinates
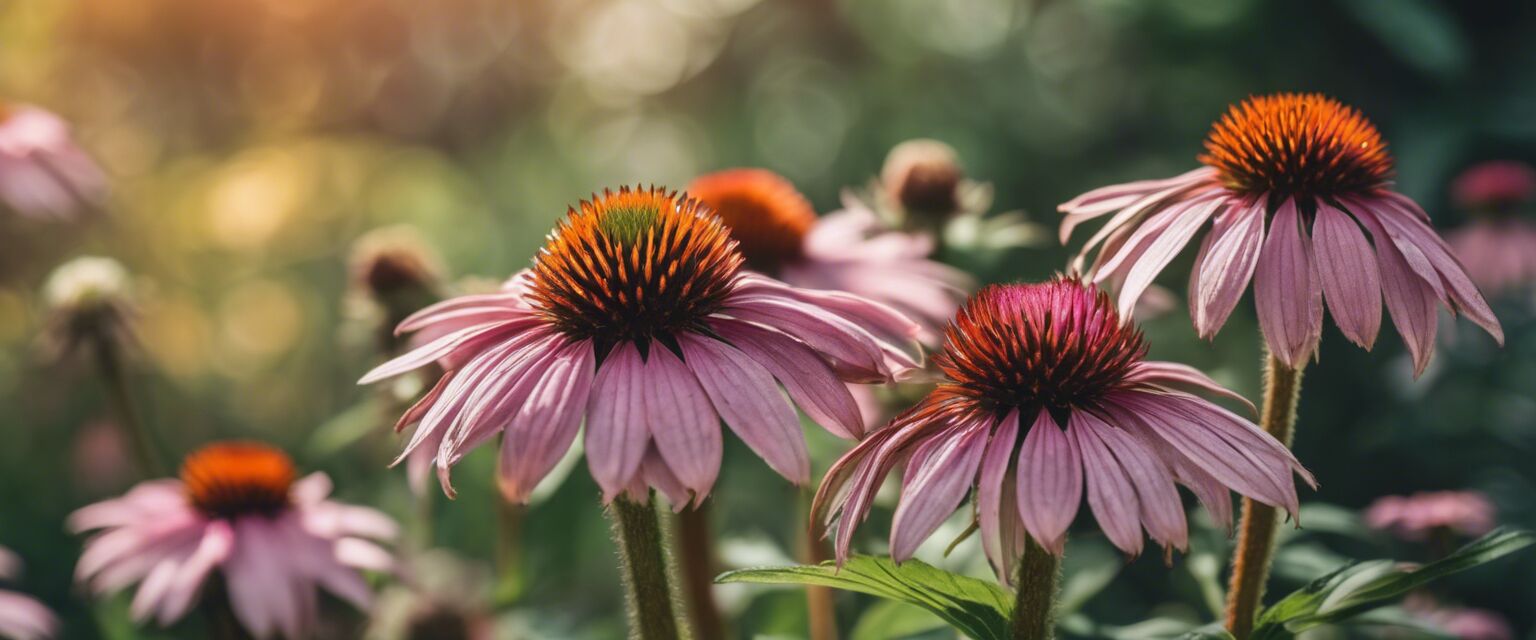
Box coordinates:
[718,555,1013,640]
[1252,528,1535,638]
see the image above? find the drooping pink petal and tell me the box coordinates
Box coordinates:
[1086,413,1188,552]
[888,420,990,561]
[1254,198,1323,368]
[734,273,923,345]
[0,591,57,640]
[1058,168,1218,241]
[154,520,234,624]
[639,344,722,502]
[585,342,651,501]
[710,318,863,439]
[1114,194,1226,319]
[394,291,530,334]
[1016,411,1082,556]
[976,411,1024,581]
[678,333,807,485]
[1075,171,1217,258]
[1189,199,1265,338]
[1123,361,1256,415]
[1311,202,1383,349]
[359,318,535,384]
[227,517,307,639]
[1070,411,1144,556]
[723,296,901,382]
[1366,195,1503,344]
[1353,205,1441,376]
[498,339,596,503]
[128,557,181,623]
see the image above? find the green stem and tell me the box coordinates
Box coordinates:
[798,488,839,640]
[1010,535,1062,640]
[494,495,525,605]
[607,494,686,639]
[1224,352,1304,639]
[92,336,163,477]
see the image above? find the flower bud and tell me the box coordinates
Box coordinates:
[41,256,135,357]
[881,139,963,219]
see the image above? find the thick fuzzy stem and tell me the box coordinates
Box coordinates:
[1010,536,1062,640]
[799,488,839,640]
[675,504,726,640]
[607,495,686,640]
[1224,353,1304,639]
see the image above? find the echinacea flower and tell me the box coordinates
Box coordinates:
[1406,594,1513,640]
[360,186,922,507]
[0,103,105,221]
[70,442,397,638]
[1444,161,1536,295]
[1365,490,1496,542]
[813,278,1314,578]
[687,168,969,342]
[1059,93,1502,375]
[0,546,57,640]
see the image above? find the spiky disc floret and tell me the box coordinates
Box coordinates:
[685,169,817,272]
[1200,93,1393,201]
[526,186,744,348]
[181,442,296,519]
[935,279,1146,416]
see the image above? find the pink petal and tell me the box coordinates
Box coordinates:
[1312,203,1383,349]
[154,520,233,624]
[678,333,807,485]
[359,320,528,384]
[1189,199,1265,338]
[1114,195,1226,319]
[723,296,906,383]
[1353,205,1441,376]
[394,291,529,334]
[1085,413,1187,552]
[1070,412,1144,556]
[227,517,306,639]
[1016,411,1082,556]
[585,342,651,502]
[0,591,57,640]
[976,411,1024,581]
[889,420,990,561]
[1368,196,1503,344]
[1124,361,1256,415]
[639,344,723,502]
[641,447,692,511]
[498,340,596,503]
[710,318,864,439]
[1076,171,1217,258]
[1254,198,1323,368]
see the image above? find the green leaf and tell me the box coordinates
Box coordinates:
[718,555,1013,640]
[1057,539,1120,617]
[850,600,953,640]
[1253,528,1535,638]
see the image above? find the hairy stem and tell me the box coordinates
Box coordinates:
[1224,353,1304,639]
[799,488,839,640]
[675,504,726,640]
[607,494,686,640]
[1011,536,1062,640]
[92,337,163,477]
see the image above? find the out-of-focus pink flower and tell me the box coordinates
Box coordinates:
[1366,490,1496,541]
[1059,94,1501,377]
[813,278,1313,579]
[1445,162,1536,296]
[71,420,134,494]
[687,168,970,343]
[361,187,922,507]
[1451,161,1536,213]
[0,104,105,221]
[1406,594,1513,640]
[70,442,397,638]
[0,546,58,640]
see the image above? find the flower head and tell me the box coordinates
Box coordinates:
[361,186,922,507]
[687,169,969,344]
[1365,490,1496,541]
[0,546,58,640]
[41,256,136,358]
[881,139,965,219]
[1451,161,1536,213]
[0,104,106,221]
[70,442,397,638]
[1059,93,1501,375]
[1445,162,1536,295]
[814,278,1313,578]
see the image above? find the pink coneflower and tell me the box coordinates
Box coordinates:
[813,278,1314,578]
[70,442,397,638]
[1366,490,1496,542]
[1406,594,1513,640]
[361,186,921,506]
[0,546,57,640]
[687,169,969,343]
[1059,93,1501,375]
[1445,161,1536,295]
[0,104,105,221]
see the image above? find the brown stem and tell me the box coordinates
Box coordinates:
[1010,535,1061,640]
[1224,353,1304,639]
[675,504,726,640]
[607,494,686,639]
[800,488,839,640]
